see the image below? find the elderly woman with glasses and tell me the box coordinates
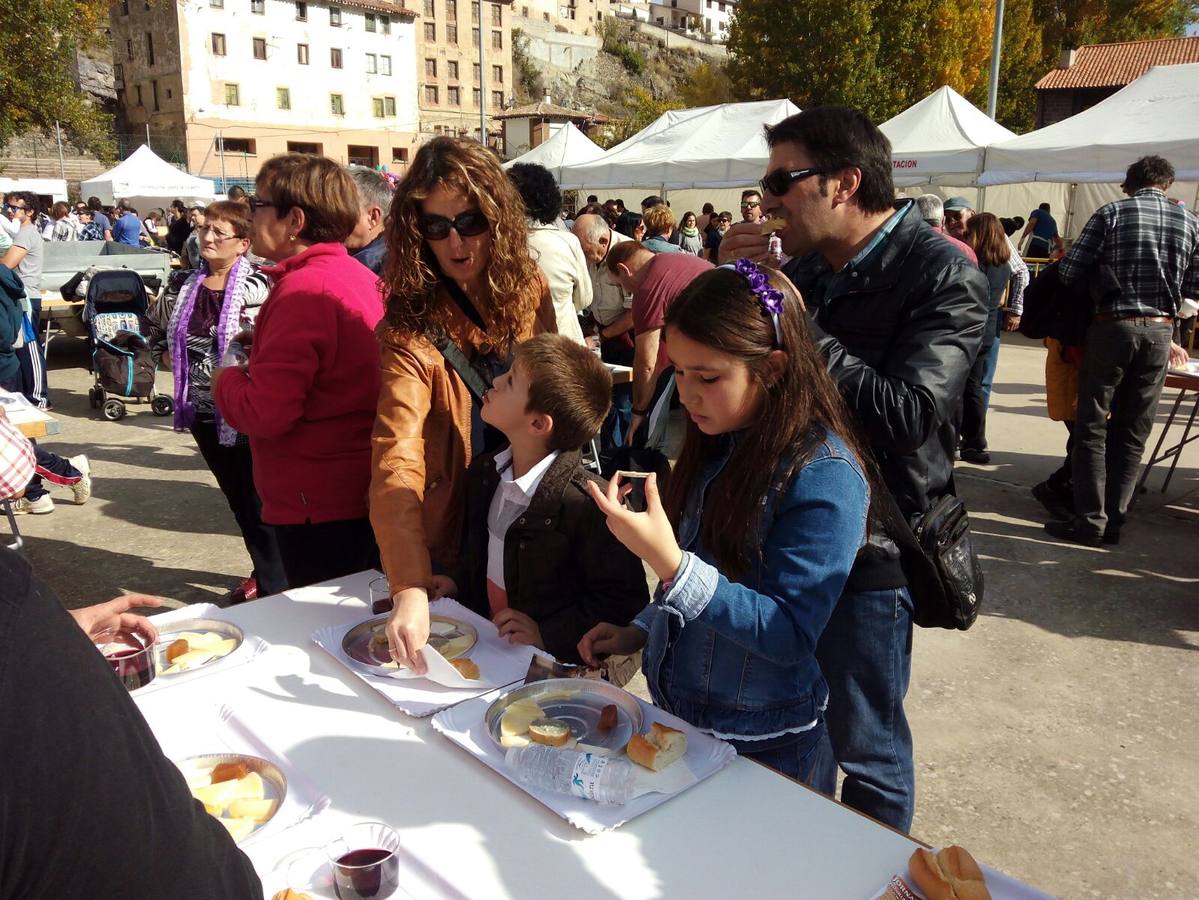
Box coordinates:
[371,136,553,673]
[147,200,287,602]
[212,154,386,592]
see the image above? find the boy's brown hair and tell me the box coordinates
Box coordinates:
[515,334,612,451]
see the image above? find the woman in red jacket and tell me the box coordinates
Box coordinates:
[213,154,385,590]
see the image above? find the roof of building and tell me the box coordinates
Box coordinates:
[1036,36,1199,90]
[493,100,611,123]
[340,0,419,18]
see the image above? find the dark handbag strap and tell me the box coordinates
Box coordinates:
[428,327,490,406]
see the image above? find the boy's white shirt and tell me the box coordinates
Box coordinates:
[485,446,561,597]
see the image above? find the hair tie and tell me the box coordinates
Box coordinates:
[722,258,784,347]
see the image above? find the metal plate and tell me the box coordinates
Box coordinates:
[342,613,478,677]
[485,678,644,753]
[155,618,245,676]
[176,752,287,843]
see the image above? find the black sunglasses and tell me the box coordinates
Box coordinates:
[760,167,824,198]
[419,210,489,241]
[246,197,275,212]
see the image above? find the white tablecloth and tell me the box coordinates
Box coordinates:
[131,570,999,899]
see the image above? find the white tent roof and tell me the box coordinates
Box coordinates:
[880,86,1017,187]
[502,123,605,180]
[979,64,1199,185]
[558,99,801,191]
[80,144,216,206]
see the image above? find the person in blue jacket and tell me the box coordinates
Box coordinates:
[579,260,873,793]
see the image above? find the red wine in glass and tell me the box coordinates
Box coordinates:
[332,848,398,900]
[101,634,157,690]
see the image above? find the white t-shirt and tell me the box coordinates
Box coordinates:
[484,446,560,615]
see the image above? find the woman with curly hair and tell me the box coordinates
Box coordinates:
[372,136,553,672]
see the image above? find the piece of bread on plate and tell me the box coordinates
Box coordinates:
[528,717,572,747]
[626,721,687,771]
[908,846,991,900]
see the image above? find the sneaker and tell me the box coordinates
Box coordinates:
[1043,518,1103,547]
[223,577,259,605]
[68,455,91,505]
[960,448,991,464]
[1103,515,1125,546]
[12,495,54,515]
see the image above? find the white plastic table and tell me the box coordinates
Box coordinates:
[134,571,928,900]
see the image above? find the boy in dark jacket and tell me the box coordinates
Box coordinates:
[432,334,649,663]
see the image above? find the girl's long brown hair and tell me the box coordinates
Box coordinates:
[663,265,876,580]
[382,137,540,354]
[966,212,1011,268]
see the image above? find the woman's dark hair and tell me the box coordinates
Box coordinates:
[682,210,697,227]
[1124,155,1174,192]
[662,265,877,579]
[615,211,642,239]
[507,163,562,225]
[701,202,715,214]
[966,213,1010,268]
[765,106,895,215]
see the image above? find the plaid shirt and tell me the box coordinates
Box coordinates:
[1059,188,1199,317]
[0,414,35,499]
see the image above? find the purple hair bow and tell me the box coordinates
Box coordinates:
[733,257,784,346]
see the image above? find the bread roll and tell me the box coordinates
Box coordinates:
[271,891,311,900]
[449,658,480,680]
[908,846,991,900]
[626,722,687,771]
[760,217,787,235]
[528,717,572,747]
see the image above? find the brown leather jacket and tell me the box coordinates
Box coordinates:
[370,281,554,594]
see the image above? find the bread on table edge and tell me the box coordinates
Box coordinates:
[908,846,991,900]
[271,890,311,900]
[626,722,688,771]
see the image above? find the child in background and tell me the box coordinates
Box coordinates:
[433,334,649,664]
[579,262,872,792]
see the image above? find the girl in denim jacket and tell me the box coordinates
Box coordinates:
[579,262,872,793]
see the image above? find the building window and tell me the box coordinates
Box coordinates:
[212,33,226,55]
[329,6,341,25]
[423,0,434,14]
[447,24,457,43]
[492,89,503,107]
[381,15,391,33]
[225,83,240,105]
[366,53,377,74]
[330,93,345,115]
[424,85,438,104]
[424,22,436,40]
[295,1,307,20]
[472,87,480,107]
[448,0,458,16]
[287,141,323,154]
[135,84,143,107]
[447,86,460,105]
[251,0,264,12]
[492,64,502,83]
[347,145,379,168]
[146,33,155,65]
[297,43,309,64]
[448,60,459,79]
[277,87,291,109]
[472,62,480,83]
[492,30,501,49]
[330,47,343,68]
[470,1,478,21]
[151,79,160,110]
[372,97,396,117]
[425,58,437,77]
[219,137,255,154]
[211,0,223,6]
[392,147,409,164]
[491,3,501,24]
[471,27,479,46]
[521,4,528,14]
[365,12,377,31]
[126,39,133,61]
[120,0,129,14]
[253,37,266,60]
[114,63,124,84]
[380,55,392,76]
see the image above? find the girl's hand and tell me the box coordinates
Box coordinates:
[578,622,648,668]
[492,608,543,649]
[586,472,683,583]
[386,587,430,675]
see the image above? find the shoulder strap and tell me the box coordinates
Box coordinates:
[428,327,490,406]
[439,274,487,333]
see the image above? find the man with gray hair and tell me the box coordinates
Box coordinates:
[917,193,977,265]
[345,166,393,275]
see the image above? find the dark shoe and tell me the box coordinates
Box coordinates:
[1044,519,1103,547]
[224,577,258,605]
[1103,517,1124,545]
[960,448,991,464]
[1032,480,1073,518]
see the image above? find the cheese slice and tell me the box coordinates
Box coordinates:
[192,771,264,809]
[500,700,545,739]
[228,797,278,823]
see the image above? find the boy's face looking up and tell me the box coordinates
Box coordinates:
[481,362,552,445]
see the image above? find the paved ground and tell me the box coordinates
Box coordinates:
[13,333,1199,899]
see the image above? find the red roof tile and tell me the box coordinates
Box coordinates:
[493,100,610,123]
[1036,36,1199,90]
[341,0,419,17]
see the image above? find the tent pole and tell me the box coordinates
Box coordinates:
[54,121,66,181]
[1065,182,1078,241]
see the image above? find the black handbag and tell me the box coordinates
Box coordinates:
[889,493,984,631]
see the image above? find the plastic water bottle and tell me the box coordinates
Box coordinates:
[504,745,638,805]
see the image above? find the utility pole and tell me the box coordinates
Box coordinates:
[54,121,66,181]
[218,131,227,193]
[479,2,487,147]
[986,0,1005,119]
[146,122,152,149]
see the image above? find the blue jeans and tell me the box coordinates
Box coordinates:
[601,381,632,452]
[738,721,837,796]
[980,336,1001,410]
[816,586,915,831]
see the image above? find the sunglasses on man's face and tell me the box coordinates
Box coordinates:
[760,167,824,199]
[418,210,489,241]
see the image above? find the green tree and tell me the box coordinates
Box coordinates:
[0,0,113,158]
[599,87,685,148]
[679,61,737,108]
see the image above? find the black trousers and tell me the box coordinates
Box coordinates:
[190,420,288,596]
[958,340,993,452]
[273,516,381,591]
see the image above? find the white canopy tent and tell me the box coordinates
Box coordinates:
[557,99,801,191]
[502,123,605,181]
[80,144,215,210]
[880,86,1016,187]
[979,64,1199,185]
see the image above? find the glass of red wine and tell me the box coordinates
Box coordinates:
[324,822,401,900]
[95,629,158,691]
[369,577,393,615]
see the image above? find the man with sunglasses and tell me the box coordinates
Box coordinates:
[1,192,51,409]
[739,189,783,265]
[721,106,988,833]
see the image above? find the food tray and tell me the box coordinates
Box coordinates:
[134,603,269,694]
[485,677,643,753]
[341,614,477,678]
[156,617,245,676]
[177,752,286,843]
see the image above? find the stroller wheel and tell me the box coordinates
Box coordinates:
[151,395,173,416]
[102,399,126,421]
[88,387,100,409]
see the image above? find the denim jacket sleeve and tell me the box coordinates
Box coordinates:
[658,453,868,667]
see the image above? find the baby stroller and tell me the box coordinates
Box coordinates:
[83,269,174,421]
